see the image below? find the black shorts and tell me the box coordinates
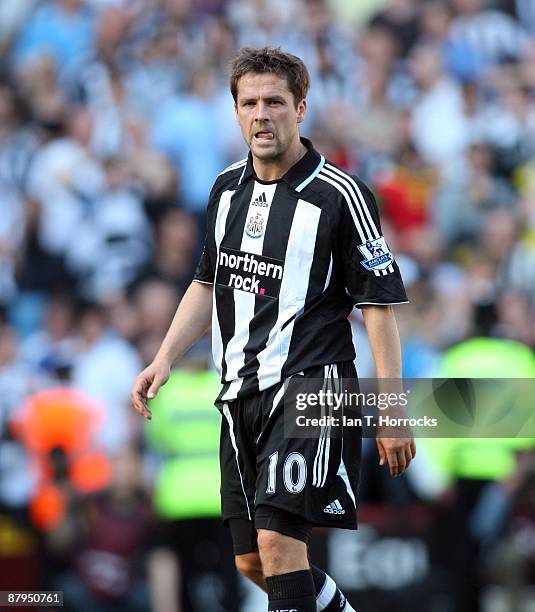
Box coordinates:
[218,361,362,549]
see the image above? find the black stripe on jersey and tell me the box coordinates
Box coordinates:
[317,169,387,277]
[326,164,394,276]
[238,183,299,394]
[325,165,379,238]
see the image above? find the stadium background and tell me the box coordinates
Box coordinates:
[0,0,534,610]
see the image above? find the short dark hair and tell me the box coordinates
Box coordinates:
[229,47,310,106]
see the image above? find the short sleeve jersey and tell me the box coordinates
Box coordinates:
[194,138,407,401]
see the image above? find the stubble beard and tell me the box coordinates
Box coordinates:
[250,135,286,162]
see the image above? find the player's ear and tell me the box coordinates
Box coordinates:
[296,99,307,124]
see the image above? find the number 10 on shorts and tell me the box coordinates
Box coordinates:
[266,451,307,494]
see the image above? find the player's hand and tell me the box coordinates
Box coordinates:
[131,360,171,421]
[376,434,416,478]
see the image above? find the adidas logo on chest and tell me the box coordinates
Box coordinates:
[252,191,268,207]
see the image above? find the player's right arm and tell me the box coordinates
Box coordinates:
[132,171,229,420]
[132,169,237,419]
[131,280,212,420]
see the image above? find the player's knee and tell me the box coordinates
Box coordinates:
[257,528,309,576]
[235,552,263,582]
[257,529,286,566]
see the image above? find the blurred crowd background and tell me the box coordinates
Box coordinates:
[0,0,534,610]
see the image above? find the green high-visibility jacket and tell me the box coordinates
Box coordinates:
[423,338,535,481]
[147,369,222,520]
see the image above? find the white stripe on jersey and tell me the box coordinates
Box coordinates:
[256,199,322,390]
[218,158,247,176]
[221,182,278,400]
[295,154,325,192]
[323,255,333,292]
[268,383,286,419]
[238,163,247,185]
[212,190,234,374]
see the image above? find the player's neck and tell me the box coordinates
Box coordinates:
[252,138,307,182]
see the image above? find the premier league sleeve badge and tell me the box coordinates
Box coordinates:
[357,237,393,271]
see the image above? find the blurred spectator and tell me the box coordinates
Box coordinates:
[147,359,240,611]
[50,447,155,612]
[422,337,535,612]
[368,0,421,58]
[341,26,409,170]
[434,142,518,244]
[71,302,142,451]
[485,74,535,175]
[9,384,112,555]
[133,207,198,293]
[0,323,43,511]
[0,323,45,432]
[515,0,535,34]
[0,80,36,304]
[401,282,445,377]
[409,41,469,175]
[493,290,535,347]
[420,0,484,82]
[374,142,437,236]
[132,279,181,364]
[151,64,232,216]
[126,21,188,120]
[21,105,105,293]
[354,24,416,113]
[472,449,535,610]
[128,149,178,224]
[0,0,37,50]
[21,294,79,378]
[65,157,153,301]
[12,0,97,84]
[77,7,146,159]
[106,293,141,347]
[228,0,301,48]
[450,0,531,66]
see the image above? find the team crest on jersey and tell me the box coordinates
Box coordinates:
[245,212,265,239]
[358,237,393,271]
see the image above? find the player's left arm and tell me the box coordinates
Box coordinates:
[362,305,416,477]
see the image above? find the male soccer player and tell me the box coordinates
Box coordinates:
[132,47,416,612]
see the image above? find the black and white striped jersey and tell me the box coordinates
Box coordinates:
[194,138,407,401]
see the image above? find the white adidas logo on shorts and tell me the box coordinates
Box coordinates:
[323,499,345,515]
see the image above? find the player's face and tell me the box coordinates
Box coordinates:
[235,72,306,162]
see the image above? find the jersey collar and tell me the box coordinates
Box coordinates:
[238,137,325,193]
